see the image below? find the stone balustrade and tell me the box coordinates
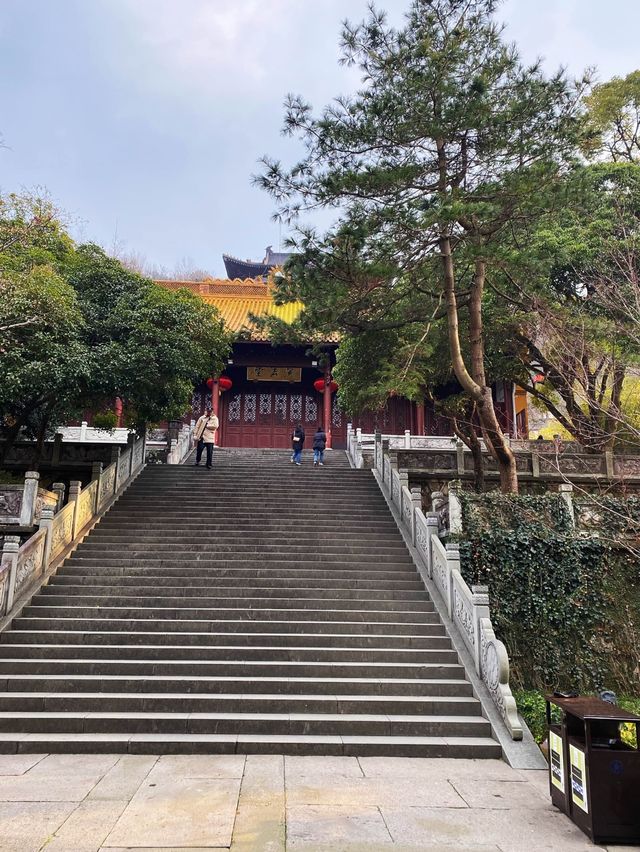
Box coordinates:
[166,420,196,465]
[374,439,523,740]
[0,472,59,528]
[0,434,146,621]
[347,427,640,487]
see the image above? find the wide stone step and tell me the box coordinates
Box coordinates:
[74,541,409,556]
[0,711,491,738]
[64,555,415,568]
[2,630,448,647]
[0,692,482,716]
[38,586,430,602]
[47,576,425,591]
[0,732,502,758]
[0,643,455,663]
[12,616,440,635]
[0,673,474,697]
[94,520,401,533]
[83,532,401,545]
[28,595,434,613]
[0,658,464,679]
[21,605,438,623]
[57,566,420,582]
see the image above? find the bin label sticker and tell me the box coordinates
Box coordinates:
[569,744,588,813]
[549,731,564,792]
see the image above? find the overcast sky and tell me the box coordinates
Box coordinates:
[1,0,639,277]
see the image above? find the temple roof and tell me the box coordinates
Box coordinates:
[155,277,304,340]
[222,245,292,280]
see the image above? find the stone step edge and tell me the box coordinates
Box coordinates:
[0,658,461,670]
[1,711,487,723]
[0,691,479,703]
[1,674,469,685]
[0,643,446,654]
[0,732,502,757]
[2,630,443,640]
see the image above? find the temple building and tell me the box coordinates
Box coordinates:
[155,249,528,450]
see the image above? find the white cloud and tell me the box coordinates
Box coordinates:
[107,0,302,97]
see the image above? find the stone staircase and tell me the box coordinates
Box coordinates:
[0,448,501,756]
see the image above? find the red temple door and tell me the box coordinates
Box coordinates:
[221,389,321,449]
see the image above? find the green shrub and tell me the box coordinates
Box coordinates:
[92,412,118,431]
[515,690,547,743]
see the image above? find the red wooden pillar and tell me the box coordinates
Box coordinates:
[211,379,220,442]
[210,379,220,418]
[323,367,332,449]
[415,401,425,436]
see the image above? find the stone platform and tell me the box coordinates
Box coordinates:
[0,753,630,851]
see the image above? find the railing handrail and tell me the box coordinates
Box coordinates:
[373,439,523,740]
[0,433,146,625]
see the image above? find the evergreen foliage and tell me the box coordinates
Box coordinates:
[0,192,231,458]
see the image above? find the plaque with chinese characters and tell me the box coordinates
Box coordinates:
[247,367,301,382]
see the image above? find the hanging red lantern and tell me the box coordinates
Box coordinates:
[206,376,233,392]
[314,378,338,394]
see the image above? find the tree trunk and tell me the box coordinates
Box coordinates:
[452,410,485,493]
[439,237,518,492]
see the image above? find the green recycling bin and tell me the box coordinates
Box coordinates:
[546,695,640,845]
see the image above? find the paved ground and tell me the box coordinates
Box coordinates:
[0,753,634,852]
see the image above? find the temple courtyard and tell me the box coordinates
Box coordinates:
[0,753,633,852]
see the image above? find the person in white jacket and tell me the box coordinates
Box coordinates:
[193,406,219,468]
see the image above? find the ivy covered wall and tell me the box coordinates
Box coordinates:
[457,492,639,694]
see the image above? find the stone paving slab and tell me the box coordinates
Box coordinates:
[0,800,77,852]
[0,753,627,851]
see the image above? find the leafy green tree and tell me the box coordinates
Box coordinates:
[66,245,231,430]
[0,193,231,460]
[259,0,586,491]
[498,162,640,451]
[584,71,640,162]
[0,265,90,457]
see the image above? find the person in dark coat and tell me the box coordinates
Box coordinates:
[313,425,327,466]
[291,424,305,465]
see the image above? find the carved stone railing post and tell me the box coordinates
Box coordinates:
[1,536,19,614]
[404,429,411,449]
[456,439,465,475]
[52,482,66,513]
[410,487,422,544]
[19,471,40,527]
[605,449,614,479]
[448,480,463,535]
[444,542,459,618]
[91,462,103,514]
[531,449,540,478]
[471,585,490,676]
[558,482,575,527]
[127,433,136,477]
[38,507,55,576]
[68,480,82,538]
[425,513,439,577]
[381,440,390,483]
[112,446,122,485]
[374,430,381,471]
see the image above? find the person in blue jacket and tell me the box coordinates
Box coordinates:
[313,425,326,466]
[291,424,305,465]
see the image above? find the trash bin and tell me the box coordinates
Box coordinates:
[546,694,640,845]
